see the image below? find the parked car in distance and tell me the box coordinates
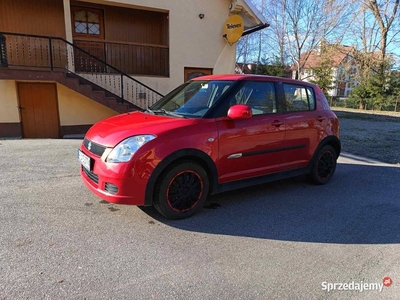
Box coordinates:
[78,74,340,219]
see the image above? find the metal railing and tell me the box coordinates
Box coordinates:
[0,32,164,108]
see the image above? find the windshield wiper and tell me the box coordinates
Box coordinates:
[152,109,185,118]
[144,108,155,114]
[161,109,185,118]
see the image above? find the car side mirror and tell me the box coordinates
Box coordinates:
[227,104,252,120]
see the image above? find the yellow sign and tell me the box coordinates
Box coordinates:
[222,15,244,44]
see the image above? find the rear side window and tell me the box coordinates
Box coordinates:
[283,84,316,112]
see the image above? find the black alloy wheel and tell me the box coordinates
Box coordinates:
[309,145,337,185]
[154,161,209,219]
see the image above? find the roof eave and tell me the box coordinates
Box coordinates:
[241,0,268,24]
[242,23,270,36]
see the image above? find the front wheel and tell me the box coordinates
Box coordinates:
[308,145,337,185]
[153,162,209,219]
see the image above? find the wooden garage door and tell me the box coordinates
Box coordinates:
[17,83,60,138]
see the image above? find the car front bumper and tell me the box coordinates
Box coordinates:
[79,146,147,206]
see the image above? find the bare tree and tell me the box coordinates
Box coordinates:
[348,5,377,84]
[281,0,354,79]
[346,1,400,109]
[363,0,400,97]
[263,0,288,66]
[347,1,400,76]
[236,34,260,72]
[255,0,266,73]
[236,0,287,68]
[363,0,400,61]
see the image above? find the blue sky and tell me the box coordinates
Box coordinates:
[245,0,400,66]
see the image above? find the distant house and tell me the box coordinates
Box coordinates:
[292,44,358,97]
[0,0,267,138]
[235,62,291,77]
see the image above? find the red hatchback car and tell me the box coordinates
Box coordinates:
[79,75,340,219]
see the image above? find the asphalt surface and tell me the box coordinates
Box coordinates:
[0,139,399,299]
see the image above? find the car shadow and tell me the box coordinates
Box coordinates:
[140,161,400,244]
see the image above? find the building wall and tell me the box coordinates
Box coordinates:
[0,0,242,136]
[77,0,237,94]
[57,83,117,126]
[0,80,20,123]
[1,0,237,95]
[0,80,117,137]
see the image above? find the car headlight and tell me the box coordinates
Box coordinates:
[106,135,156,163]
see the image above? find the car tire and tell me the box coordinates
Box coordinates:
[153,161,209,219]
[308,145,337,185]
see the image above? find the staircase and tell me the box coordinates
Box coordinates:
[0,32,164,113]
[64,73,134,113]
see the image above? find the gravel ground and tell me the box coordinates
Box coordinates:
[333,108,400,164]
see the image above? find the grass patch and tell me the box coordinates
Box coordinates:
[337,111,400,164]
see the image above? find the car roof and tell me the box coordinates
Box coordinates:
[191,74,317,87]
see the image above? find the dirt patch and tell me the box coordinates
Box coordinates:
[333,108,400,164]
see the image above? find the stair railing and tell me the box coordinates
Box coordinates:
[0,32,164,108]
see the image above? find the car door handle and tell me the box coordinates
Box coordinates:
[272,120,284,127]
[316,116,326,122]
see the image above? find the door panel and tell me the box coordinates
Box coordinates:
[217,115,285,183]
[18,83,60,138]
[217,80,285,183]
[280,112,318,169]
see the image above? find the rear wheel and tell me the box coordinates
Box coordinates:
[153,161,209,219]
[309,145,337,185]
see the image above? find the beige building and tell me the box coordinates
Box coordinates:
[0,0,266,138]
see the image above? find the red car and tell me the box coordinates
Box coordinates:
[78,75,340,219]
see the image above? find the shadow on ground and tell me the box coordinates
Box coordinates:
[141,161,400,244]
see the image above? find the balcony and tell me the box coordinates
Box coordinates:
[74,39,169,77]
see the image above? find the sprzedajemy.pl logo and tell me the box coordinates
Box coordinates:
[322,277,392,293]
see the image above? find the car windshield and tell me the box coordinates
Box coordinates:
[150,80,234,118]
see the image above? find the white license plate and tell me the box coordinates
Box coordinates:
[78,150,91,171]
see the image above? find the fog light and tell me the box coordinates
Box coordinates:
[105,182,118,195]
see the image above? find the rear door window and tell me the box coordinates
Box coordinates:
[283,84,316,112]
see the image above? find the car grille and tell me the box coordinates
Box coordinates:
[82,166,99,184]
[83,138,106,157]
[105,182,119,195]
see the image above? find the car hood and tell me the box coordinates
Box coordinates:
[85,111,195,147]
